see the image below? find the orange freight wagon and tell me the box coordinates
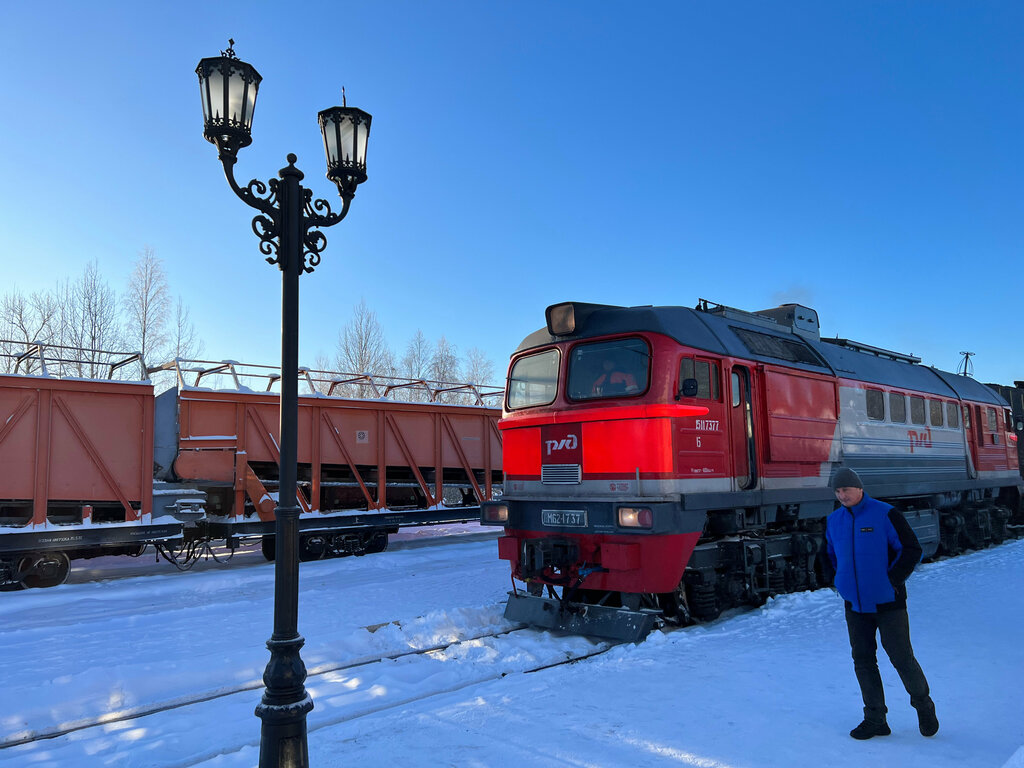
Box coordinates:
[0,348,187,588]
[156,360,503,560]
[1,347,503,587]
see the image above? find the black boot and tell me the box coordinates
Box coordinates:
[850,720,891,740]
[916,701,939,737]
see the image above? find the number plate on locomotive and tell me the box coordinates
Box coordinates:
[541,509,587,527]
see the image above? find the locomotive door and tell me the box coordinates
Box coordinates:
[963,404,978,479]
[729,366,757,490]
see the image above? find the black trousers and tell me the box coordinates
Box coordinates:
[845,605,931,723]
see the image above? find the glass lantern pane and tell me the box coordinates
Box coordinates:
[227,70,247,124]
[339,119,355,163]
[321,118,339,163]
[355,122,368,165]
[243,83,258,129]
[198,80,211,122]
[208,71,225,120]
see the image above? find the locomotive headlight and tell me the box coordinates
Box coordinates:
[481,502,509,525]
[618,506,653,529]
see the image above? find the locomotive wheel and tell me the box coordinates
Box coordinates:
[261,535,276,562]
[19,551,70,589]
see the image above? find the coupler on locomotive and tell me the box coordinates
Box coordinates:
[501,534,663,643]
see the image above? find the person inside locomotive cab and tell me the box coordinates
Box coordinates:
[592,357,638,396]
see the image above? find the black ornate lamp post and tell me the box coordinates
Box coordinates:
[196,40,371,768]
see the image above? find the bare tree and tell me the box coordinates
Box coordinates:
[399,330,433,402]
[64,261,123,378]
[0,288,63,374]
[170,298,203,360]
[124,247,172,364]
[310,352,334,395]
[334,299,395,397]
[430,335,462,403]
[464,347,497,386]
[1,289,60,344]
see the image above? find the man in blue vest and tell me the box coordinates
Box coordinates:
[825,467,939,740]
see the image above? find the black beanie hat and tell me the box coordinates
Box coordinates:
[831,467,863,490]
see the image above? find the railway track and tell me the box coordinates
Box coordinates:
[0,617,614,757]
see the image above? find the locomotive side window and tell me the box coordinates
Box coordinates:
[507,349,560,410]
[987,408,999,444]
[731,372,741,407]
[679,357,720,400]
[910,396,926,425]
[890,393,906,423]
[946,402,960,429]
[929,400,944,427]
[567,337,649,401]
[866,389,885,421]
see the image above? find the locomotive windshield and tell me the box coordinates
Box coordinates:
[507,349,560,410]
[568,337,649,400]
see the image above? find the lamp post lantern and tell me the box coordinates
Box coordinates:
[196,40,370,768]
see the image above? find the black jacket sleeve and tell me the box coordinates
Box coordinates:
[887,509,923,586]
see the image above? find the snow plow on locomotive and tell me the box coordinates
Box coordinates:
[481,301,1024,642]
[1,343,502,589]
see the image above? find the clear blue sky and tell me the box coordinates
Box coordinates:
[2,2,1021,385]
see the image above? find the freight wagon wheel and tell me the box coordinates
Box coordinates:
[364,532,388,555]
[261,535,276,562]
[299,535,326,562]
[18,552,70,589]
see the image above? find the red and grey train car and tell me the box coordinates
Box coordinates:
[1,347,502,589]
[481,300,1023,641]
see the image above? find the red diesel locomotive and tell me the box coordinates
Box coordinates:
[481,300,1024,641]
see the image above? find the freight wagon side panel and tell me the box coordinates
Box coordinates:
[173,388,501,518]
[0,374,153,524]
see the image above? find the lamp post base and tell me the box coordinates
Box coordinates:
[256,702,313,768]
[255,633,314,768]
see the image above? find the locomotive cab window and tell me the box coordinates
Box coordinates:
[567,337,649,401]
[866,389,884,421]
[507,349,560,410]
[679,357,720,400]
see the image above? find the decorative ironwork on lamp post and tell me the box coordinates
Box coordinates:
[196,40,371,768]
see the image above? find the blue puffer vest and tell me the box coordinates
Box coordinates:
[825,494,919,613]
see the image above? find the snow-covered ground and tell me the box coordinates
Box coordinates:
[1,531,1021,768]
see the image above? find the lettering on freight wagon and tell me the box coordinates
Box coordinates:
[908,428,932,453]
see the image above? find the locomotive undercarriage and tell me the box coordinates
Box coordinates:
[511,491,1023,640]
